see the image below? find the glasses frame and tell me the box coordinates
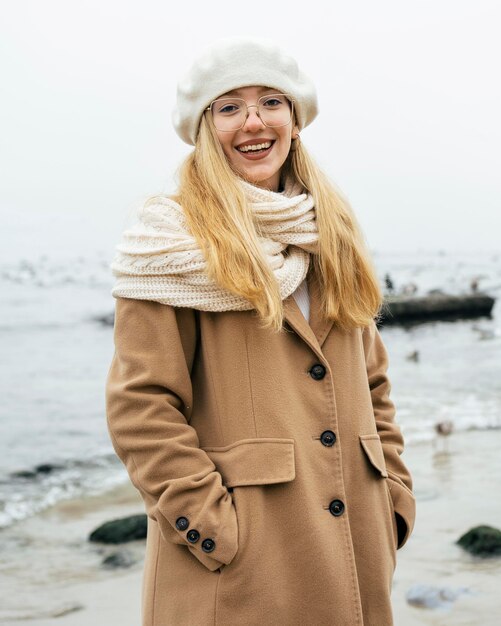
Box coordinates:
[205,93,295,132]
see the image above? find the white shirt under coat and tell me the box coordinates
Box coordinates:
[291,277,310,323]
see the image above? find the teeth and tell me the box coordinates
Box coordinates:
[237,141,272,152]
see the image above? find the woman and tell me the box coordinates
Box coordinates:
[106,36,416,626]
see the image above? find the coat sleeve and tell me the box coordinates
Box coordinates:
[105,296,238,572]
[361,320,416,549]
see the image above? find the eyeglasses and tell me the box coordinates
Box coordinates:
[206,93,295,132]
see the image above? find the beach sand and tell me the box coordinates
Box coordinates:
[391,428,501,625]
[1,429,500,626]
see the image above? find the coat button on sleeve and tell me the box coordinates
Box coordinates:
[201,538,216,553]
[175,516,189,531]
[186,529,200,543]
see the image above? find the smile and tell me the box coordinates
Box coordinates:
[236,141,274,153]
[235,140,275,160]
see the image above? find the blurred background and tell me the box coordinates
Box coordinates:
[1,1,500,624]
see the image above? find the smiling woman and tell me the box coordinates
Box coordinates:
[106,36,415,626]
[207,86,298,192]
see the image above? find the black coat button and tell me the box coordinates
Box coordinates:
[201,538,216,553]
[175,516,189,531]
[309,364,326,380]
[186,529,200,543]
[320,430,336,446]
[329,499,345,516]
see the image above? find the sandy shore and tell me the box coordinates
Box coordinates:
[1,429,500,626]
[391,428,501,625]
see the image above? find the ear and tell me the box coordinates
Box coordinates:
[291,124,300,140]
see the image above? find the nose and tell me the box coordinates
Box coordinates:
[242,106,265,132]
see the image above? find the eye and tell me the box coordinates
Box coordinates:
[262,96,286,107]
[219,104,239,114]
[214,100,243,115]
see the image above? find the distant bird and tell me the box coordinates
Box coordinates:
[406,350,419,362]
[384,273,394,294]
[435,420,454,436]
[433,420,454,452]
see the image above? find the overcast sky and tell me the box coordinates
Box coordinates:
[1,0,500,258]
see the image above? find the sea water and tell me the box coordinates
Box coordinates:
[0,245,500,529]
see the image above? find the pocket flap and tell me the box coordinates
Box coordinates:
[201,438,295,488]
[359,434,388,477]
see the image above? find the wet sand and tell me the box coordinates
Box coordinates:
[392,428,501,625]
[1,429,500,625]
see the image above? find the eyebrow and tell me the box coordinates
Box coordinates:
[223,86,277,97]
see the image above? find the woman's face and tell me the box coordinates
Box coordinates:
[211,85,299,192]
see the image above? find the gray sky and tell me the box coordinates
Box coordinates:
[2,0,500,256]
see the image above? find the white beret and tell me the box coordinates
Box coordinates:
[172,36,319,146]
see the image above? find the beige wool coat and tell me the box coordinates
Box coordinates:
[105,266,416,626]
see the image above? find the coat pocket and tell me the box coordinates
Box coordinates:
[201,437,296,487]
[360,434,397,555]
[359,434,389,477]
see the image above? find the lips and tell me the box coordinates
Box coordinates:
[235,139,275,161]
[235,140,275,153]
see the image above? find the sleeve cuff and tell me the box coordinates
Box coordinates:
[183,503,239,571]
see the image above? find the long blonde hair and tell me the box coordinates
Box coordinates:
[149,112,383,333]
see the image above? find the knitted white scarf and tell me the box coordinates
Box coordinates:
[110,175,319,311]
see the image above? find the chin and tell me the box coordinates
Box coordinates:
[241,168,274,185]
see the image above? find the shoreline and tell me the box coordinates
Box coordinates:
[0,482,144,625]
[392,428,501,625]
[1,429,500,625]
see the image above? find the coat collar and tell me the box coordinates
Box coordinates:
[282,264,335,355]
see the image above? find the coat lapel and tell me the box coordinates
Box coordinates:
[282,264,335,354]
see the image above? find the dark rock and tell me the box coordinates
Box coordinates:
[457,525,501,556]
[89,514,147,544]
[379,293,495,326]
[35,463,63,474]
[102,550,137,569]
[11,470,38,479]
[10,463,64,480]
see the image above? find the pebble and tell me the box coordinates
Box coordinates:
[406,584,471,609]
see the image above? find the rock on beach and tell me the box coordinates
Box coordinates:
[89,513,147,544]
[456,525,501,557]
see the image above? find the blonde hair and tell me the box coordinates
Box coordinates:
[149,111,383,333]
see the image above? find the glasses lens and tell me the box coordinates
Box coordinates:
[211,98,247,131]
[258,94,293,128]
[210,94,293,131]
